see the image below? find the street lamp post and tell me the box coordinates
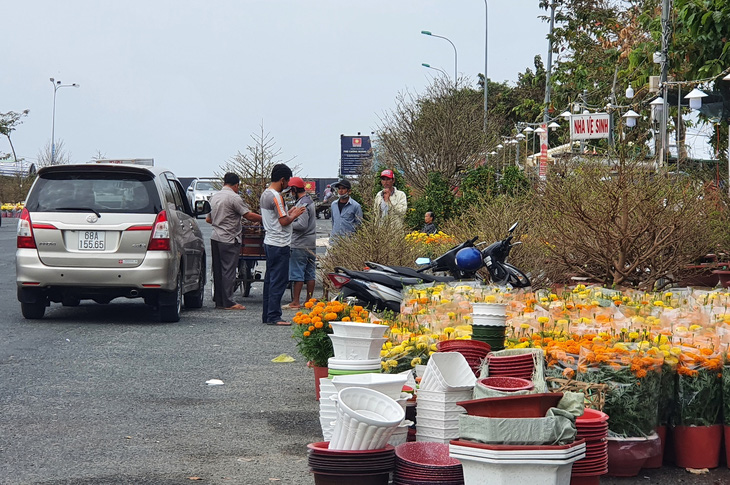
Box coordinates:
[483,0,488,134]
[50,77,79,164]
[421,63,449,79]
[421,30,458,87]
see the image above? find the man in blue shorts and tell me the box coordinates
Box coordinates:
[283,176,317,310]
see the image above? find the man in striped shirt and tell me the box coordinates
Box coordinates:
[260,163,306,326]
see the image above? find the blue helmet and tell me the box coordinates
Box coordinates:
[455,247,482,271]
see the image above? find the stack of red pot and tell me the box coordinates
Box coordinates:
[393,442,464,485]
[570,408,609,485]
[485,352,536,380]
[307,441,395,485]
[436,339,491,376]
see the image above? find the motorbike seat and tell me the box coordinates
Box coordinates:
[338,268,422,290]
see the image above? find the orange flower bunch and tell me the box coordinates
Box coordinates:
[291,298,374,367]
[677,347,723,377]
[293,299,370,337]
[580,344,663,379]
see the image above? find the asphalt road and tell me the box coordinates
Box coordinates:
[2,215,730,484]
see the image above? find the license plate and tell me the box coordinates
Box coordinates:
[78,231,105,250]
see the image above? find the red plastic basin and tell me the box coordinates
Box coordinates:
[457,392,563,418]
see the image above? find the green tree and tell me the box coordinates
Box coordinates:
[405,172,454,230]
[0,110,30,163]
[219,123,299,213]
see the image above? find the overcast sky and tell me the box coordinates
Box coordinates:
[2,1,550,178]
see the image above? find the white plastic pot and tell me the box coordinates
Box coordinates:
[329,321,389,338]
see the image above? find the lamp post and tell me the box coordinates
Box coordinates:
[421,30,458,87]
[421,63,449,78]
[50,77,79,164]
[483,0,488,134]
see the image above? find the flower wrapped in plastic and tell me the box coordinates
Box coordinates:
[291,299,372,368]
[578,342,663,437]
[673,346,723,427]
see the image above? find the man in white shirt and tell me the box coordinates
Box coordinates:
[260,164,306,326]
[373,169,407,227]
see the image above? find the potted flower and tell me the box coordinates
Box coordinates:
[291,299,371,399]
[671,346,724,469]
[578,343,663,477]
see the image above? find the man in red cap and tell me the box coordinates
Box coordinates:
[374,169,407,227]
[282,176,316,310]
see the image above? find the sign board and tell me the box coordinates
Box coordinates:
[539,124,548,180]
[304,180,316,193]
[340,135,372,176]
[570,113,611,140]
[92,158,155,166]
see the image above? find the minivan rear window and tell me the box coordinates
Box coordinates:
[26,171,162,214]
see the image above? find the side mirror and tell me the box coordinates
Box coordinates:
[416,257,431,265]
[195,200,211,215]
[187,186,193,192]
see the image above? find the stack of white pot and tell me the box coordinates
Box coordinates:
[327,322,388,376]
[331,373,412,446]
[416,352,475,443]
[328,387,405,451]
[318,322,389,441]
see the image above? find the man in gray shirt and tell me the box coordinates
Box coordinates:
[283,177,317,309]
[329,178,362,245]
[206,172,262,310]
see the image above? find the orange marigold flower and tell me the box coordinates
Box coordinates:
[304,301,315,309]
[314,321,324,329]
[342,317,351,322]
[308,326,315,332]
[324,312,338,321]
[419,298,429,304]
[303,331,311,337]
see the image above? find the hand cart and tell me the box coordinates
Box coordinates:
[236,225,266,297]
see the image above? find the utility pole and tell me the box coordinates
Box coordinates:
[658,0,670,170]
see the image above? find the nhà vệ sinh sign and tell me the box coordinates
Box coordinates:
[570,113,611,140]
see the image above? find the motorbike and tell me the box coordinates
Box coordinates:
[326,223,530,312]
[480,222,531,287]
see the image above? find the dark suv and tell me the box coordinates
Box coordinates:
[16,163,210,322]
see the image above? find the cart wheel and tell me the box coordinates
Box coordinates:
[240,260,255,297]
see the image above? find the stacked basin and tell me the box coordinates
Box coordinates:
[470,303,507,352]
[436,339,491,376]
[328,322,388,377]
[332,373,412,446]
[307,441,395,485]
[483,352,538,380]
[393,442,464,485]
[417,352,475,443]
[449,392,586,485]
[571,408,609,484]
[319,322,389,441]
[329,387,405,451]
[449,439,586,485]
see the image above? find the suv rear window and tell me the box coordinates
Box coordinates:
[195,180,217,191]
[26,171,162,214]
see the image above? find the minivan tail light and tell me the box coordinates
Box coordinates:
[148,210,171,251]
[17,208,37,249]
[327,273,351,289]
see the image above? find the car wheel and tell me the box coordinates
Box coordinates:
[160,270,183,322]
[21,301,46,319]
[184,259,206,309]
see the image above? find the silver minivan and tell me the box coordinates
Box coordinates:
[16,163,210,322]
